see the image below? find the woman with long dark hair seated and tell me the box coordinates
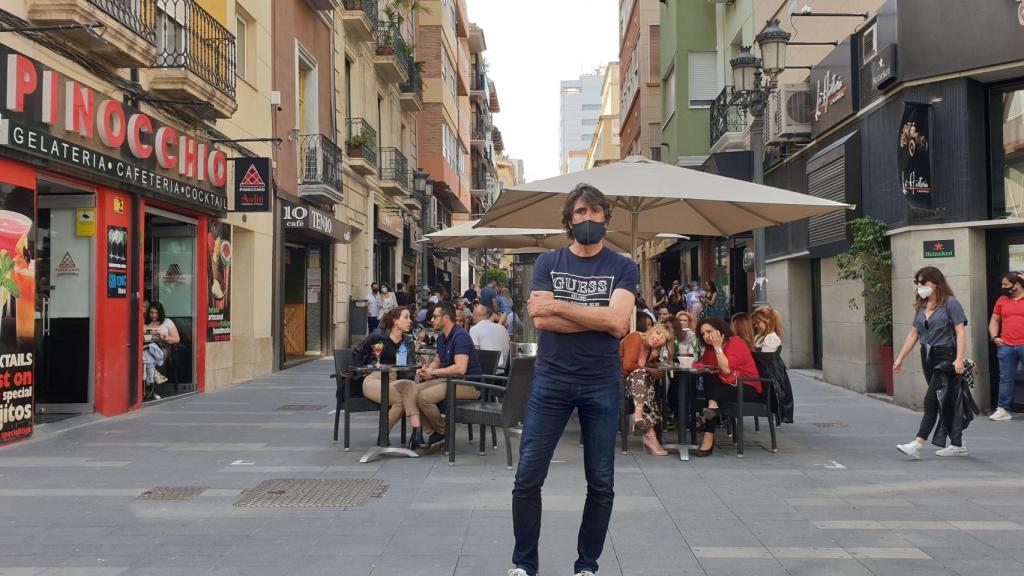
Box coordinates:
[692,317,762,457]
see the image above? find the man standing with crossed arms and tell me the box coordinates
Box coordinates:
[508,183,638,576]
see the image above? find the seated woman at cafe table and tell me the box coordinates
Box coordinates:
[674,310,698,352]
[144,301,179,388]
[692,317,762,457]
[354,307,428,451]
[619,324,674,456]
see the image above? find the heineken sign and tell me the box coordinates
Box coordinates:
[923,239,955,259]
[0,44,227,212]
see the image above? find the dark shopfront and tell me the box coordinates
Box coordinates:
[761,0,1024,407]
[279,200,350,367]
[0,44,229,444]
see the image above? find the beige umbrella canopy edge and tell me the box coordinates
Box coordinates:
[422,219,686,254]
[476,156,854,243]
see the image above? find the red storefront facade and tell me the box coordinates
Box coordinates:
[0,44,228,445]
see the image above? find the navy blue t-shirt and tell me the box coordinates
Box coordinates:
[532,247,639,382]
[436,325,482,376]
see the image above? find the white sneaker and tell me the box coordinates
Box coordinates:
[507,570,530,576]
[897,441,922,460]
[936,444,968,457]
[990,407,1012,421]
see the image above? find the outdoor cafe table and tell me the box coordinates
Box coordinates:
[658,364,717,462]
[351,365,420,464]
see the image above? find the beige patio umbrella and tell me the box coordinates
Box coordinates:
[423,219,685,253]
[476,155,854,260]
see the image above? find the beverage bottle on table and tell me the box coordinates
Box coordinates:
[397,341,408,366]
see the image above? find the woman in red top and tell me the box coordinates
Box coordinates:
[693,317,762,456]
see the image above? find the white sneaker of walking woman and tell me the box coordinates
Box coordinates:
[898,440,968,459]
[990,407,1012,421]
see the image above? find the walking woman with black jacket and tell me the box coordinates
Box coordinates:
[893,266,969,459]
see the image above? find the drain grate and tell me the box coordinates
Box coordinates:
[275,404,328,411]
[139,486,207,500]
[811,421,848,428]
[234,479,387,508]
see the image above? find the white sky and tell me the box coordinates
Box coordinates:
[467,0,619,182]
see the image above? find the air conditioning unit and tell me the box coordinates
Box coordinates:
[767,83,813,144]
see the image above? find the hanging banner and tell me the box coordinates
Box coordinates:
[233,157,271,212]
[0,186,35,446]
[207,222,231,342]
[899,102,932,210]
[106,225,128,298]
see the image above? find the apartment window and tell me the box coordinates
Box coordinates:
[688,52,718,108]
[581,134,591,141]
[582,104,600,111]
[582,119,598,127]
[442,0,457,33]
[235,10,256,81]
[442,52,457,101]
[296,46,318,135]
[442,122,464,177]
[665,64,676,113]
[650,147,662,162]
[156,8,183,57]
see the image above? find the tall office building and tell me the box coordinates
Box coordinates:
[559,69,605,174]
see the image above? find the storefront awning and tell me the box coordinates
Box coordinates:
[282,199,352,244]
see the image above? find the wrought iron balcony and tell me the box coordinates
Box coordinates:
[471,119,487,142]
[28,0,158,68]
[400,67,423,112]
[710,86,748,149]
[341,0,378,42]
[297,134,344,204]
[345,118,378,175]
[149,0,236,117]
[470,71,486,92]
[378,147,409,193]
[375,21,410,83]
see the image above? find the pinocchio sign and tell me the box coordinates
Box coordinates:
[0,44,228,212]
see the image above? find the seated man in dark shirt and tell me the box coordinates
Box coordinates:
[416,301,483,447]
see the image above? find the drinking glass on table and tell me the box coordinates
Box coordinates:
[372,341,385,367]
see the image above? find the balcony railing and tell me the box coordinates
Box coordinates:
[377,21,411,72]
[710,87,747,147]
[378,147,409,189]
[472,120,487,141]
[153,0,236,99]
[400,67,423,100]
[470,71,486,92]
[298,134,343,192]
[344,0,379,28]
[346,118,378,167]
[90,0,158,43]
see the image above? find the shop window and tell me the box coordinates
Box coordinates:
[998,88,1024,218]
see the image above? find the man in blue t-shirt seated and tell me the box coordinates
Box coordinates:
[416,301,483,448]
[479,278,498,314]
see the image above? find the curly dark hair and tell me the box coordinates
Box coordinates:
[695,316,733,345]
[379,307,409,332]
[561,183,613,239]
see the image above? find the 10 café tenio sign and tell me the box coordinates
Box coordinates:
[0,44,228,212]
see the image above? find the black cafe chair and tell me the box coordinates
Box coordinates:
[467,349,503,449]
[717,376,778,457]
[330,348,407,451]
[446,356,536,469]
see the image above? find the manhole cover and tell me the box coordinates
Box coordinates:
[811,422,848,428]
[235,479,387,508]
[275,404,328,411]
[139,486,207,500]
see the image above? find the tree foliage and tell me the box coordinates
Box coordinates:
[836,217,893,346]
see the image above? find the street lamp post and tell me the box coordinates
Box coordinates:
[412,169,430,305]
[729,19,791,309]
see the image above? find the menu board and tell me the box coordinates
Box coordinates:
[206,222,231,342]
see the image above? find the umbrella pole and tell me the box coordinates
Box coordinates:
[631,210,639,333]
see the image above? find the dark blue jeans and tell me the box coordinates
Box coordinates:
[512,374,621,575]
[996,344,1024,409]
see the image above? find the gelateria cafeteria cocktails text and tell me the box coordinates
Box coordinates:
[3,53,227,189]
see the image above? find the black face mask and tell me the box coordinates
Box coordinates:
[1004,286,1017,297]
[372,288,379,293]
[570,220,607,246]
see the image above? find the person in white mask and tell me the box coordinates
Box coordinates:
[893,266,968,459]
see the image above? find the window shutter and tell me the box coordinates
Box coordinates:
[688,52,718,107]
[807,157,847,247]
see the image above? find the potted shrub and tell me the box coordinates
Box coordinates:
[345,132,374,158]
[837,217,895,394]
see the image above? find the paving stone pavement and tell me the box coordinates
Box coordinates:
[3,359,1024,575]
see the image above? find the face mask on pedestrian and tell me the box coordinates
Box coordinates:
[1004,284,1018,297]
[570,219,607,245]
[916,286,933,299]
[372,286,379,293]
[381,287,388,294]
